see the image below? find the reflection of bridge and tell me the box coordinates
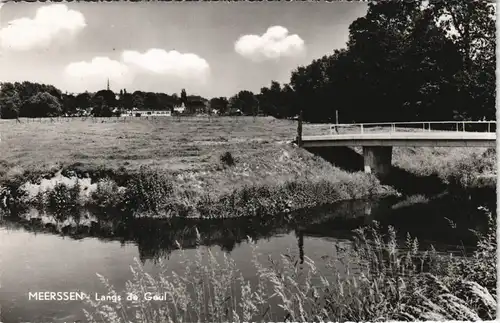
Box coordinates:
[297,121,496,178]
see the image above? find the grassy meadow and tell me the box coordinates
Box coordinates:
[0,116,495,217]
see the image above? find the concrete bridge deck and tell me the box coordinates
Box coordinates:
[302,131,496,148]
[296,120,497,178]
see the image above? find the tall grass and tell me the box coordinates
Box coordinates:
[84,209,496,322]
[83,230,326,323]
[324,215,497,321]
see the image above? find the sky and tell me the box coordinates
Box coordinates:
[0,2,368,98]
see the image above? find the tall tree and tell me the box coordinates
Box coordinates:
[75,92,92,113]
[132,91,145,110]
[91,95,112,117]
[228,91,258,116]
[259,81,297,118]
[62,93,78,116]
[427,0,496,119]
[209,97,229,115]
[180,89,187,105]
[24,92,62,117]
[121,92,134,111]
[143,92,161,110]
[0,85,21,119]
[93,89,117,108]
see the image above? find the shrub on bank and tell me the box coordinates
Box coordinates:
[2,165,390,219]
[446,151,496,189]
[90,178,126,209]
[46,181,82,210]
[120,166,179,217]
[193,175,383,219]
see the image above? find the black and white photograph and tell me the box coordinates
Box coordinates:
[0,0,497,322]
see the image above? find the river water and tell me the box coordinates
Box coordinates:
[0,195,490,323]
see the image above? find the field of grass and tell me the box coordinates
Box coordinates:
[0,116,300,172]
[0,116,495,217]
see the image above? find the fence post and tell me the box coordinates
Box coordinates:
[462,122,465,132]
[488,122,491,132]
[296,110,303,147]
[360,124,364,134]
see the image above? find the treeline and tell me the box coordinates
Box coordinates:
[0,0,495,122]
[0,82,207,118]
[240,0,496,123]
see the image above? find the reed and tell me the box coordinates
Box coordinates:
[84,209,496,322]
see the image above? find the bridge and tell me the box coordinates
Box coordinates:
[297,120,496,178]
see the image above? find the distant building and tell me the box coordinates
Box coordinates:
[173,102,186,114]
[187,100,209,114]
[121,109,172,117]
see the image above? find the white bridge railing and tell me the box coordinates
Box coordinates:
[328,121,497,135]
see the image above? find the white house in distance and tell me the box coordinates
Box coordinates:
[121,108,172,117]
[173,102,186,114]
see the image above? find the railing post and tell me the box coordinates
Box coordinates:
[428,122,431,132]
[360,124,364,134]
[488,122,491,133]
[296,110,303,147]
[456,123,459,132]
[462,121,465,132]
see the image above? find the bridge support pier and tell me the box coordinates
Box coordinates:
[363,146,392,179]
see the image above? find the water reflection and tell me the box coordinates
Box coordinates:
[0,195,491,322]
[1,195,488,263]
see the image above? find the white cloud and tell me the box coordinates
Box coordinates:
[65,57,129,79]
[234,26,306,62]
[0,4,86,51]
[122,49,210,82]
[64,57,131,91]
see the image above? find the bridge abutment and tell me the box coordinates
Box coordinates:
[363,146,392,179]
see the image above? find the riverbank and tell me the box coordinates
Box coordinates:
[0,143,396,217]
[0,117,495,217]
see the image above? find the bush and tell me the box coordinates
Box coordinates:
[124,166,175,216]
[90,178,125,209]
[446,152,496,190]
[220,151,235,167]
[46,181,81,211]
